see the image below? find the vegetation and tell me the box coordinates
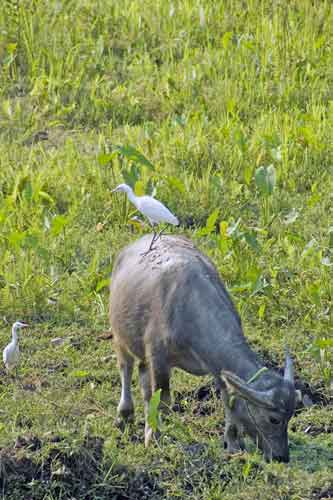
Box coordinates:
[0,0,332,498]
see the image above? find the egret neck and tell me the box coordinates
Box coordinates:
[123,185,137,207]
[12,323,19,344]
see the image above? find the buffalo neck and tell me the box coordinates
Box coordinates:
[223,340,263,381]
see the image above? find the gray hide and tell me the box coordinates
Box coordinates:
[110,235,297,462]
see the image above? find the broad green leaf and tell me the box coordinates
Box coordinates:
[227,98,236,115]
[25,234,39,249]
[128,217,144,230]
[122,164,140,187]
[220,221,228,238]
[243,166,252,186]
[197,209,219,237]
[206,208,219,233]
[242,461,252,480]
[314,338,333,349]
[69,370,90,378]
[7,43,17,54]
[250,275,268,296]
[8,231,26,248]
[243,231,260,252]
[38,191,55,205]
[222,31,232,49]
[307,282,321,305]
[167,176,185,194]
[134,180,145,196]
[148,389,161,432]
[255,165,276,196]
[23,182,33,201]
[98,153,117,166]
[258,303,266,319]
[95,278,110,292]
[234,129,247,153]
[114,145,155,171]
[51,215,69,236]
[36,246,49,260]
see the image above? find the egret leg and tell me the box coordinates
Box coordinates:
[141,229,158,256]
[156,225,167,241]
[148,230,158,251]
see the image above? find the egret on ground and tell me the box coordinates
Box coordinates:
[112,183,179,252]
[3,321,29,374]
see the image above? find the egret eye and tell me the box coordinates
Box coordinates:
[269,417,281,425]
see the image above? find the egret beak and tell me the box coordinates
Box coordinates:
[21,323,29,328]
[111,188,119,193]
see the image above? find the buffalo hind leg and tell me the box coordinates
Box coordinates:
[138,362,153,447]
[144,349,171,447]
[116,347,135,427]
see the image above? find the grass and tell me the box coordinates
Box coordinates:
[0,0,332,498]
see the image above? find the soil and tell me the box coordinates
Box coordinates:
[311,485,333,499]
[0,434,164,499]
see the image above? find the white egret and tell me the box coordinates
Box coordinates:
[3,321,29,373]
[112,183,179,251]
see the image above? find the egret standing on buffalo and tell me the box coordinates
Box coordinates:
[112,183,179,252]
[3,321,29,374]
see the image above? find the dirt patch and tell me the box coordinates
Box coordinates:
[110,467,164,500]
[173,383,221,416]
[311,485,333,499]
[290,416,333,437]
[179,442,231,493]
[14,434,42,451]
[0,434,164,499]
[0,435,103,496]
[97,331,114,341]
[294,379,331,409]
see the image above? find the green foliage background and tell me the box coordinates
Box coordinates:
[0,1,332,498]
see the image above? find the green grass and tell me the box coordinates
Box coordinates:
[0,0,332,498]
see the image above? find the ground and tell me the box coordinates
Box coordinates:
[0,1,332,498]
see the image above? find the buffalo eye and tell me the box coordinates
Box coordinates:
[269,417,281,425]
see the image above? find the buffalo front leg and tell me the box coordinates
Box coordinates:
[220,386,245,454]
[116,348,135,426]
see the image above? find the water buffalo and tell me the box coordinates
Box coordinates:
[110,235,298,462]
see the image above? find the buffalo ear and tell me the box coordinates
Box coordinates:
[284,348,295,385]
[221,370,276,410]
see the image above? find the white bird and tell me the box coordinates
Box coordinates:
[112,183,179,251]
[3,321,29,373]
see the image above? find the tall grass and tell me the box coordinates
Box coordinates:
[0,1,332,498]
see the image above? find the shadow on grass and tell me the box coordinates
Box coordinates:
[0,434,164,500]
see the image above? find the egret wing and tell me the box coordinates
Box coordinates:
[137,196,179,225]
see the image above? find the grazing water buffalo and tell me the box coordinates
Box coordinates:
[110,235,298,462]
